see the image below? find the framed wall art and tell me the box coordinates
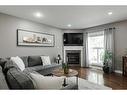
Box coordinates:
[17,29,55,47]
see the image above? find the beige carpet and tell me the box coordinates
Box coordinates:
[66,77,112,90]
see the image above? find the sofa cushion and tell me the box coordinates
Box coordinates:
[20,56,28,68]
[24,64,62,75]
[24,65,44,72]
[0,66,9,89]
[43,63,62,69]
[0,58,8,68]
[25,64,62,72]
[4,60,19,74]
[28,56,42,67]
[2,56,28,68]
[6,67,34,89]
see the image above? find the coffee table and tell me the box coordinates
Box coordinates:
[52,68,78,87]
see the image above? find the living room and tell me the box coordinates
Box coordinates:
[1,5,127,91]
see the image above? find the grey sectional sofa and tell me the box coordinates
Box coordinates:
[0,55,78,90]
[20,56,62,75]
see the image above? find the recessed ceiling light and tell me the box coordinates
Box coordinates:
[34,12,43,18]
[67,24,72,27]
[108,12,113,15]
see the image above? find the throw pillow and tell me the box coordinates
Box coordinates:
[28,56,42,67]
[30,73,64,89]
[10,56,25,71]
[40,56,51,66]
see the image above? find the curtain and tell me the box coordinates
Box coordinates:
[104,28,115,71]
[84,32,89,67]
[85,31,104,67]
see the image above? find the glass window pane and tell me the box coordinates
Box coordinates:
[88,31,104,66]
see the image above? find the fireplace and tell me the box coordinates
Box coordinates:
[64,46,84,67]
[66,50,81,65]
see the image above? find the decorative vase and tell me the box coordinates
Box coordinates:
[63,63,69,74]
[103,65,112,73]
[103,66,110,73]
[64,67,69,74]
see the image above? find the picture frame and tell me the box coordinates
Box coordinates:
[17,29,55,47]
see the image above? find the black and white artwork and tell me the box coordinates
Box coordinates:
[17,29,54,47]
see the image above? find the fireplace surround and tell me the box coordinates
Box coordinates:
[63,46,84,67]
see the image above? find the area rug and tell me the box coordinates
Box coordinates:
[66,77,112,90]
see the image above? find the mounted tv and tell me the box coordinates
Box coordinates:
[63,33,83,46]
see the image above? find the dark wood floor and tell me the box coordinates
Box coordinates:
[69,66,127,90]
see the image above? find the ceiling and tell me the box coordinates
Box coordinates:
[0,6,127,29]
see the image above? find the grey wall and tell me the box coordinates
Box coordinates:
[0,12,127,71]
[84,20,127,71]
[0,13,63,63]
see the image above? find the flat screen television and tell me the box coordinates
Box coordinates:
[63,33,83,46]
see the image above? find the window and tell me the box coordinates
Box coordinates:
[88,31,104,67]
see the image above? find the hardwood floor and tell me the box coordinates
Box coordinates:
[69,66,127,90]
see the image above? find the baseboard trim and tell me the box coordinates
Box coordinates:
[114,70,122,74]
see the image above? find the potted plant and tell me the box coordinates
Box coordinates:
[102,50,112,73]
